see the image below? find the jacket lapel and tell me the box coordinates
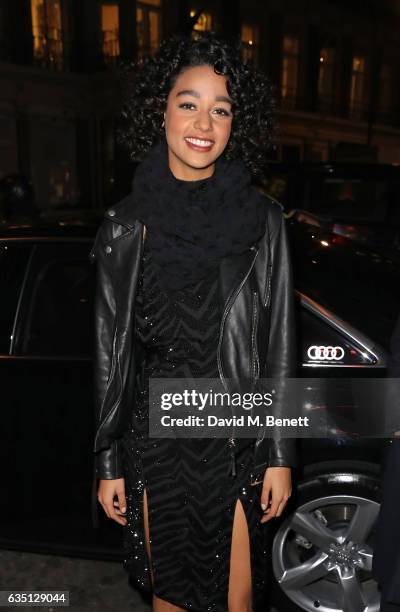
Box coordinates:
[218,248,258,315]
[106,193,260,318]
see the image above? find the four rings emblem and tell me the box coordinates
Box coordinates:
[307,345,345,361]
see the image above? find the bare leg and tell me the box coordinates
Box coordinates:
[228,499,253,612]
[142,488,186,612]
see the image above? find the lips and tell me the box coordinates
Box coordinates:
[184,137,214,152]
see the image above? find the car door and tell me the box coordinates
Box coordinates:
[0,238,122,558]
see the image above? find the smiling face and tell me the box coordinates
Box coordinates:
[163,64,233,181]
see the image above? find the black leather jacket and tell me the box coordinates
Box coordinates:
[89,192,296,480]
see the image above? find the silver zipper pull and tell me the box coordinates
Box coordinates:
[230,450,237,477]
[228,437,237,477]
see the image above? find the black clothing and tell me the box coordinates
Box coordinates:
[89,191,296,482]
[132,138,267,291]
[121,240,268,610]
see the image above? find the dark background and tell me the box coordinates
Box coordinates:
[1,0,400,214]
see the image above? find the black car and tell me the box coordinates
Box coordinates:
[0,212,397,612]
[263,161,400,253]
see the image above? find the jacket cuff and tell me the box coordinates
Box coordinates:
[268,438,297,468]
[94,440,124,479]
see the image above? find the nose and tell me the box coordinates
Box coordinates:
[194,109,213,132]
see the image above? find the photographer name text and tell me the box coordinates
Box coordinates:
[160,415,309,427]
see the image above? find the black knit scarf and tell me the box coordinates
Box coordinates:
[132,138,267,292]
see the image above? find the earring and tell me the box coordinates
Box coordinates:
[161,119,165,128]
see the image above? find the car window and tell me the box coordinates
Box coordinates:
[0,243,32,355]
[308,178,389,222]
[19,244,94,357]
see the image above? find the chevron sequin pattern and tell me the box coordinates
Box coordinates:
[121,240,268,611]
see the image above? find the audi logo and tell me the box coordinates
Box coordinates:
[307,345,345,361]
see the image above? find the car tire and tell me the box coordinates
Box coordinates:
[269,462,381,612]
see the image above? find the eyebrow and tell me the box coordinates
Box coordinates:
[176,89,233,105]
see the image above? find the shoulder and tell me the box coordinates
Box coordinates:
[261,192,284,216]
[258,193,284,238]
[103,192,137,226]
[90,192,137,261]
[99,192,138,237]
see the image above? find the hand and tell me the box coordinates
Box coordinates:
[260,467,292,524]
[98,478,127,526]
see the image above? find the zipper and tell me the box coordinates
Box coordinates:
[263,262,272,308]
[217,248,259,477]
[251,291,260,381]
[251,291,262,459]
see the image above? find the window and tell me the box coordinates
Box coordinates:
[190,10,212,33]
[31,0,64,70]
[241,24,259,65]
[137,0,162,59]
[349,55,366,118]
[101,3,120,64]
[29,117,78,209]
[318,47,335,111]
[281,36,299,109]
[0,244,31,354]
[379,63,393,120]
[307,177,387,222]
[21,248,94,357]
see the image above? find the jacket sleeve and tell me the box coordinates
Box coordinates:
[89,223,124,480]
[254,204,297,471]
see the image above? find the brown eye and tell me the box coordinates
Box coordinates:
[213,108,231,117]
[179,103,196,110]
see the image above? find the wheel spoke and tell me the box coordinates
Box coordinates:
[290,510,338,551]
[358,545,373,572]
[363,590,382,612]
[278,551,330,590]
[345,500,379,543]
[339,567,366,612]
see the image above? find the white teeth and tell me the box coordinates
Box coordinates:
[185,137,213,147]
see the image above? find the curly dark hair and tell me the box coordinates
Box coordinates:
[118,31,278,179]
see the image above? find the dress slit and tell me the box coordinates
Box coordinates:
[121,239,269,611]
[142,487,154,587]
[227,497,253,608]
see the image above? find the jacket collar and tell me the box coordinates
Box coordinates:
[104,191,268,247]
[104,192,263,312]
[103,193,138,230]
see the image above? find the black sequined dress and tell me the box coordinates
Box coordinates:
[121,240,268,612]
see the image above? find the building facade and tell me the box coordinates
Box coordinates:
[0,0,399,210]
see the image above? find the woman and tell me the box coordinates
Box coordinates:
[89,32,296,612]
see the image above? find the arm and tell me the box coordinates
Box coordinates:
[253,205,297,473]
[265,207,297,468]
[253,205,297,522]
[264,208,297,519]
[89,225,128,527]
[90,223,124,480]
